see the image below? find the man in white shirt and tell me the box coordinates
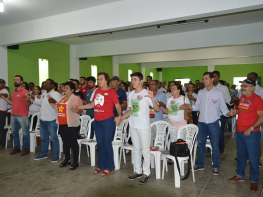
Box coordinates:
[212,71,233,160]
[158,81,167,94]
[0,79,9,150]
[32,79,61,162]
[187,72,236,175]
[122,72,159,184]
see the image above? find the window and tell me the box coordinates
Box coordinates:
[175,78,190,86]
[233,77,246,90]
[91,65,97,85]
[150,72,153,79]
[39,59,49,86]
[128,69,132,81]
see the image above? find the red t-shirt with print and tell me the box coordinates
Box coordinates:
[79,86,90,98]
[237,94,263,132]
[11,87,30,116]
[92,88,119,121]
[57,99,68,125]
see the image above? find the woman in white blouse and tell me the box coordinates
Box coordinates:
[29,86,41,130]
[186,83,198,125]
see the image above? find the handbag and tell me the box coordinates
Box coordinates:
[184,96,193,124]
[170,139,191,180]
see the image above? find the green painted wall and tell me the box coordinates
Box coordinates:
[119,63,141,82]
[162,66,207,83]
[145,68,159,81]
[79,56,113,79]
[8,41,69,92]
[215,63,263,86]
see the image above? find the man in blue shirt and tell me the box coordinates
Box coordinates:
[150,80,166,121]
[111,76,127,116]
[187,72,236,175]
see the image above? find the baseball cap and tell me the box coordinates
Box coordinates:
[0,79,6,84]
[111,76,119,81]
[241,78,256,86]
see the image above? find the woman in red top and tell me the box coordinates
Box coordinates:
[51,82,83,170]
[73,72,122,176]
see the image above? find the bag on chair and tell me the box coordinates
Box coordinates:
[170,139,191,180]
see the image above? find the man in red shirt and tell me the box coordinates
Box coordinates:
[2,75,31,156]
[79,77,89,98]
[228,78,263,192]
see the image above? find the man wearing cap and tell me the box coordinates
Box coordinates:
[228,78,263,192]
[111,76,127,116]
[0,79,9,150]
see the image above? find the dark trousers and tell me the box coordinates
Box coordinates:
[94,116,115,170]
[219,115,226,153]
[0,111,7,146]
[192,111,198,125]
[59,124,79,162]
[29,115,38,131]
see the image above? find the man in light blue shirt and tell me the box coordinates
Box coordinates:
[187,72,236,175]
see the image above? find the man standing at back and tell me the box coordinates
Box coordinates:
[33,79,61,162]
[79,77,89,98]
[2,75,31,155]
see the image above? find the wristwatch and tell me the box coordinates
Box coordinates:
[250,126,254,131]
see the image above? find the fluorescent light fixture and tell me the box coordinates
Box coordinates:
[157,19,208,28]
[79,32,112,37]
[0,0,4,12]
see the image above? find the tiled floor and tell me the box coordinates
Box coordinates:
[0,131,262,197]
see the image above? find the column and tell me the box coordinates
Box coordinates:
[0,46,8,86]
[207,65,215,72]
[70,45,79,79]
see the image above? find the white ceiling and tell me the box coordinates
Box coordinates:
[54,9,263,45]
[0,0,120,26]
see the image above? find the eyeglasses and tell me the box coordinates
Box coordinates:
[241,85,253,88]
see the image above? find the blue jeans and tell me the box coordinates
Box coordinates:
[11,115,30,148]
[219,115,226,153]
[196,120,220,169]
[236,131,260,183]
[94,116,115,170]
[39,120,59,158]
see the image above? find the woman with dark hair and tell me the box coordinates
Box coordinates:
[22,82,29,91]
[161,84,191,142]
[29,86,42,130]
[120,82,129,97]
[186,83,198,125]
[50,81,83,170]
[73,72,122,176]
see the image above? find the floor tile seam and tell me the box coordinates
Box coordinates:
[198,174,212,197]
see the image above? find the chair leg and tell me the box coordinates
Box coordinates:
[119,148,122,168]
[191,155,195,182]
[5,133,8,149]
[150,154,155,168]
[162,156,165,179]
[155,153,161,179]
[78,144,81,162]
[30,133,35,153]
[123,149,126,164]
[173,158,181,188]
[90,144,96,166]
[113,146,120,170]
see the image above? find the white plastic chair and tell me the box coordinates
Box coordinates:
[162,124,198,188]
[112,119,128,170]
[29,112,40,153]
[77,115,91,161]
[150,121,171,179]
[79,118,97,165]
[119,123,135,172]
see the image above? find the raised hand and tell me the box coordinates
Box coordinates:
[144,87,154,98]
[48,97,56,104]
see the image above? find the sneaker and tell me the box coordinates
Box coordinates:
[193,166,204,171]
[212,168,219,175]
[10,146,21,155]
[51,157,60,163]
[259,162,262,168]
[138,174,149,184]
[127,173,142,180]
[21,148,30,156]
[34,155,48,160]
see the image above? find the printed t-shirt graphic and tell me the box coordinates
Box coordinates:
[169,100,179,115]
[57,99,68,125]
[131,95,143,117]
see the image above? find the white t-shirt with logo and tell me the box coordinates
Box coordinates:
[167,95,190,121]
[128,89,153,130]
[0,89,9,111]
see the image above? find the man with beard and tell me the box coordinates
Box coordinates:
[2,75,31,156]
[85,76,96,118]
[79,77,89,98]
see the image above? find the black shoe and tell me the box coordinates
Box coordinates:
[212,168,219,175]
[69,161,79,170]
[259,162,262,168]
[59,160,71,168]
[127,173,142,180]
[193,166,204,171]
[167,159,174,165]
[139,174,149,184]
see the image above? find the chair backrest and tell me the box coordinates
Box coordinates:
[123,121,131,144]
[150,120,171,149]
[87,118,95,140]
[113,119,128,142]
[29,112,40,131]
[176,124,199,153]
[4,109,12,128]
[79,115,91,136]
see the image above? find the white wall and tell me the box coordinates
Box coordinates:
[69,45,79,79]
[0,46,8,86]
[1,0,263,46]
